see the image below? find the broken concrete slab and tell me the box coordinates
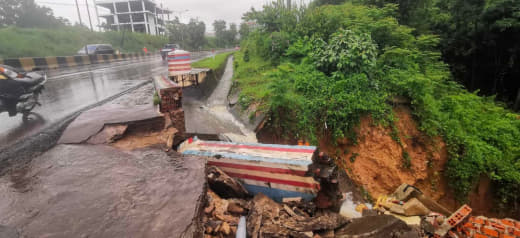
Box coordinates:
[392,184,416,201]
[0,144,206,238]
[58,104,161,144]
[58,84,162,144]
[86,124,128,144]
[403,198,430,216]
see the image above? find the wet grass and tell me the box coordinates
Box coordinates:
[191,52,233,70]
[232,50,275,110]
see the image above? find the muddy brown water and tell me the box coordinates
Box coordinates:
[0,144,206,238]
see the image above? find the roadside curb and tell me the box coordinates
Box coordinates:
[0,52,157,72]
[0,50,230,72]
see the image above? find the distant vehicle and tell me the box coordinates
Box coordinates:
[77,44,115,55]
[0,65,47,120]
[160,44,180,60]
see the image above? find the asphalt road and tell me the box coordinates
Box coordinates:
[0,56,168,149]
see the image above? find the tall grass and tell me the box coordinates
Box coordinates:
[0,26,168,58]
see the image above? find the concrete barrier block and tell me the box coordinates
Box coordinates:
[19,57,35,71]
[44,57,59,69]
[65,56,76,67]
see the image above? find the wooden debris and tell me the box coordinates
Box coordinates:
[207,166,249,199]
[246,193,350,237]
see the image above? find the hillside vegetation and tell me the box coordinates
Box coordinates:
[234,2,520,213]
[0,26,168,58]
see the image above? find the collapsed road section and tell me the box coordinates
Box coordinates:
[1,51,519,238]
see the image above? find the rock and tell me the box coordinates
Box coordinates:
[207,166,249,199]
[403,198,430,216]
[227,202,245,214]
[389,203,405,215]
[392,184,416,201]
[420,217,435,235]
[206,190,239,225]
[303,231,314,237]
[389,213,422,226]
[204,202,215,214]
[221,222,231,235]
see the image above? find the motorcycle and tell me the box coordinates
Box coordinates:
[0,65,47,121]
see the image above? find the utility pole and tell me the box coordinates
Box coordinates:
[85,0,94,31]
[74,0,83,26]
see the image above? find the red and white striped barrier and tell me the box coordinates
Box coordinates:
[168,50,191,76]
[178,138,320,202]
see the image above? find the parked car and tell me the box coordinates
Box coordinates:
[160,44,180,60]
[77,44,115,55]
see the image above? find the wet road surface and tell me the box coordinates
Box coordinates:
[0,57,167,149]
[0,144,206,237]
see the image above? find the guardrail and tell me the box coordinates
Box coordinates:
[0,52,157,72]
[0,49,235,72]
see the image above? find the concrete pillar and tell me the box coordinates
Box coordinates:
[142,0,149,34]
[154,6,158,36]
[128,2,134,32]
[93,0,100,31]
[113,2,120,31]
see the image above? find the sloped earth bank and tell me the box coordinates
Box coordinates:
[256,105,501,217]
[319,106,456,210]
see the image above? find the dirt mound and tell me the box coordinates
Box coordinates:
[319,106,458,212]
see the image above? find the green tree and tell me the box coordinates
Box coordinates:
[213,20,227,47]
[239,22,250,40]
[0,0,67,28]
[226,23,238,46]
[166,18,207,51]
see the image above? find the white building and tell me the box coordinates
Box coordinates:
[95,0,171,35]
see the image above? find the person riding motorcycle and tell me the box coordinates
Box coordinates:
[0,65,46,118]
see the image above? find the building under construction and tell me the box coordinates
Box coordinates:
[95,0,171,35]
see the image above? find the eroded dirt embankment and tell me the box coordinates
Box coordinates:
[318,106,456,209]
[256,105,502,217]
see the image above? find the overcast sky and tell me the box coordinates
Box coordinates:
[34,0,290,32]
